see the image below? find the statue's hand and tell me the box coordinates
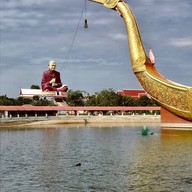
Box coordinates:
[52,83,58,86]
[50,78,56,84]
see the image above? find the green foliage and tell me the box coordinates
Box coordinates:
[0,95,15,105]
[94,88,122,106]
[66,90,85,106]
[33,96,40,101]
[31,85,40,89]
[0,89,159,107]
[16,97,33,105]
[121,96,136,106]
[86,95,97,106]
[0,95,33,106]
[85,89,158,107]
[135,96,158,106]
[32,99,55,106]
[0,95,54,106]
[86,88,127,106]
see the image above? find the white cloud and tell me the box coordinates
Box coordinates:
[112,33,127,40]
[1,0,192,97]
[169,37,192,48]
[1,0,60,8]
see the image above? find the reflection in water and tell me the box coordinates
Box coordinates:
[39,129,62,190]
[0,125,192,192]
[127,129,192,191]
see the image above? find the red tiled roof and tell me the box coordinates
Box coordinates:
[117,89,147,98]
[123,89,145,96]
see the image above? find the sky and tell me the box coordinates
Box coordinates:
[1,0,192,98]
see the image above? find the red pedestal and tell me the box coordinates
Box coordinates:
[161,107,192,124]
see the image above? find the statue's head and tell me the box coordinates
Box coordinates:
[48,60,57,71]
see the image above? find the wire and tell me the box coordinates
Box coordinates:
[60,0,87,71]
[85,0,87,20]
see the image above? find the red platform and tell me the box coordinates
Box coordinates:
[161,107,192,129]
[161,107,192,124]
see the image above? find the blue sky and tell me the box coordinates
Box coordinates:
[1,0,192,98]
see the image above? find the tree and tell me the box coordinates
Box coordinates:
[122,96,136,106]
[33,96,40,101]
[0,96,33,106]
[135,96,159,106]
[66,90,85,106]
[31,85,40,89]
[0,89,160,107]
[32,98,55,106]
[15,97,32,105]
[85,89,139,106]
[85,95,97,106]
[0,95,14,105]
[86,88,122,106]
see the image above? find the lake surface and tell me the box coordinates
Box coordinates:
[1,124,192,192]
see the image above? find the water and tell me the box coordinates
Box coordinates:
[0,124,192,192]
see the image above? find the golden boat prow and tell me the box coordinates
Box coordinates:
[90,0,192,121]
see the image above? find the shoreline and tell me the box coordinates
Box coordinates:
[0,115,160,128]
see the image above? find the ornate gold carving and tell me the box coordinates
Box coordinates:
[104,0,119,8]
[187,88,192,115]
[132,66,146,73]
[136,72,192,120]
[136,72,188,111]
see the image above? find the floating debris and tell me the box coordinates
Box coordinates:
[75,163,81,167]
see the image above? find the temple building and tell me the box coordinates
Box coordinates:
[117,89,147,99]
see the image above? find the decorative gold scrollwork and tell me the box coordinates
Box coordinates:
[104,0,120,8]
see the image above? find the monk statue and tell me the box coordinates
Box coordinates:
[41,60,68,92]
